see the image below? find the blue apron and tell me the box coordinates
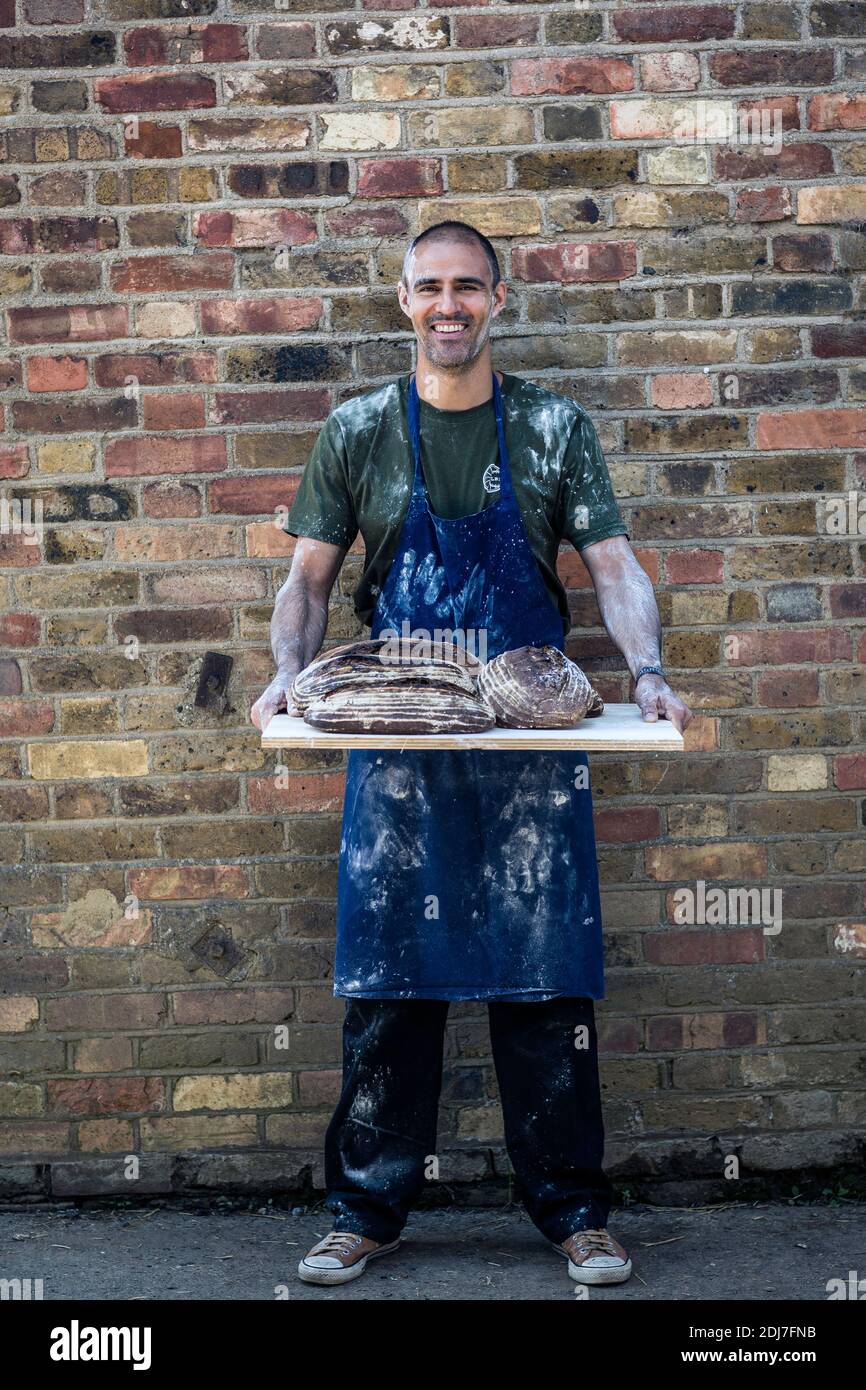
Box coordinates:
[333,373,604,1001]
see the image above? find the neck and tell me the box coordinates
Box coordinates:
[415,346,501,410]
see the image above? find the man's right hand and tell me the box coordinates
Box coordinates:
[250,669,301,732]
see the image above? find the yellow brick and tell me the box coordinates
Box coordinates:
[319,112,401,151]
[767,754,828,792]
[797,184,866,224]
[179,166,217,202]
[418,197,541,237]
[37,439,96,475]
[0,998,39,1032]
[28,740,149,780]
[173,1073,294,1112]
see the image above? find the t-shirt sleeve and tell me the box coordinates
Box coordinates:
[283,413,358,550]
[558,410,629,552]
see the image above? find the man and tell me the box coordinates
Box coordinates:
[252,221,693,1290]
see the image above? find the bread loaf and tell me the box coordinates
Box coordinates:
[292,636,481,710]
[478,644,596,728]
[303,684,496,734]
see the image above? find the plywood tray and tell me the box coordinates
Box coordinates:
[261,703,684,753]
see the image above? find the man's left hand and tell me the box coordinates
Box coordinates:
[635,674,693,734]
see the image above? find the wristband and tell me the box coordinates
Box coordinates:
[634,665,665,685]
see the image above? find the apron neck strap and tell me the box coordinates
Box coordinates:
[408,372,512,497]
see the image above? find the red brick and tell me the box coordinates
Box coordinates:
[128,865,249,899]
[772,233,834,274]
[48,1077,164,1116]
[757,670,820,708]
[0,444,29,479]
[8,304,127,344]
[735,186,792,222]
[256,23,317,60]
[651,373,713,409]
[105,435,227,478]
[665,549,724,584]
[455,15,537,46]
[710,48,834,87]
[0,614,40,646]
[26,355,87,393]
[645,928,765,966]
[834,754,866,790]
[247,772,346,813]
[200,297,322,335]
[124,121,182,160]
[808,92,866,131]
[124,24,247,67]
[715,143,832,182]
[325,205,409,237]
[95,74,216,113]
[357,157,443,199]
[111,253,234,293]
[757,408,866,450]
[594,806,661,843]
[172,989,295,1026]
[511,57,634,96]
[193,209,316,248]
[142,392,206,431]
[512,241,637,284]
[94,351,218,388]
[211,388,329,426]
[0,699,54,736]
[829,583,866,618]
[728,628,849,666]
[613,5,736,43]
[209,474,301,516]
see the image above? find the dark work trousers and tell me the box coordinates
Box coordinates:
[323,995,614,1246]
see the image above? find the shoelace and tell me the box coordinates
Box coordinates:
[567,1228,619,1256]
[316,1231,364,1257]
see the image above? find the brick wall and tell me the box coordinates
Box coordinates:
[1,1,865,1202]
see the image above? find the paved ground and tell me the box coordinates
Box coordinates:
[0,1200,862,1300]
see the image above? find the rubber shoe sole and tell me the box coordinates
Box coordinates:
[551,1239,633,1286]
[297,1237,402,1286]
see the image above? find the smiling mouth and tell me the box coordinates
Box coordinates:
[430,322,469,336]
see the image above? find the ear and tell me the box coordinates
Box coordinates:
[396,280,413,320]
[491,281,507,318]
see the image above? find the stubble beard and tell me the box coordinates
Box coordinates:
[421,307,495,374]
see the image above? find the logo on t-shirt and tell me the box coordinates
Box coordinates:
[482,462,500,494]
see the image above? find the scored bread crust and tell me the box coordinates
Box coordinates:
[478,644,598,728]
[303,683,496,734]
[292,637,481,710]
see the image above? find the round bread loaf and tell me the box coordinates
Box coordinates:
[585,686,604,718]
[477,644,595,728]
[292,636,481,710]
[303,683,495,734]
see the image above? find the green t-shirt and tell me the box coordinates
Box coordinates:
[284,371,629,634]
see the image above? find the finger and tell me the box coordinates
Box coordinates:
[659,698,687,734]
[641,698,659,722]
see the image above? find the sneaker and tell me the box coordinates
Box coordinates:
[297,1231,401,1286]
[553,1228,632,1286]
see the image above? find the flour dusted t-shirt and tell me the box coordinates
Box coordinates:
[284,371,629,635]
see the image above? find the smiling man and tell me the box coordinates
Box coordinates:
[252,220,693,1290]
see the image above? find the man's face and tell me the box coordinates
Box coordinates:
[397,237,507,371]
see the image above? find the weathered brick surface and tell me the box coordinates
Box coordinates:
[0,3,863,1198]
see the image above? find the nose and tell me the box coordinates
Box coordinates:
[436,284,460,316]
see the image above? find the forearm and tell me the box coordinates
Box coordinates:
[270,576,329,679]
[592,551,662,681]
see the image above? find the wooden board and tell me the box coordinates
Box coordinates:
[261,703,684,752]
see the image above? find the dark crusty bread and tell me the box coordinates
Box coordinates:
[292,636,481,710]
[478,644,597,728]
[303,683,495,734]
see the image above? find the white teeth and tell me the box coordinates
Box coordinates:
[433,324,466,333]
